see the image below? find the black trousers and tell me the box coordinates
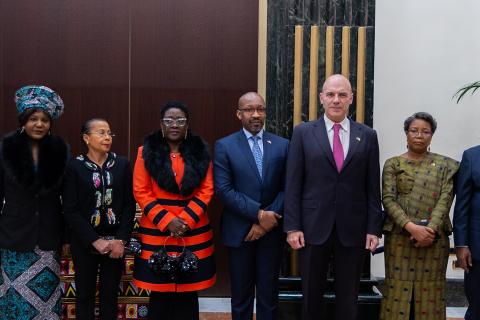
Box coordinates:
[465,259,480,320]
[148,291,199,320]
[299,229,367,320]
[70,239,123,320]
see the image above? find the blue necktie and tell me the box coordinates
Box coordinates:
[251,136,263,178]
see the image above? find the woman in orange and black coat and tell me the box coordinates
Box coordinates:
[133,101,215,320]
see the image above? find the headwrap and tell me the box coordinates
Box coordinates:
[15,85,64,120]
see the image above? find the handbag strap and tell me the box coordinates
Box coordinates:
[162,236,186,258]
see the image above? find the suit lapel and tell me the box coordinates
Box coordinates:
[312,118,336,169]
[236,130,262,183]
[343,120,363,170]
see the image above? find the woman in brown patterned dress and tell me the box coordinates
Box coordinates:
[380,112,458,320]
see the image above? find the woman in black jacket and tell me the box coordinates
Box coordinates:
[0,85,68,319]
[62,118,136,320]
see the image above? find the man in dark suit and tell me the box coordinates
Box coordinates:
[214,92,289,320]
[284,74,382,320]
[454,146,480,320]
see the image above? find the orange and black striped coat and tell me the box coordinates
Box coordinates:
[132,131,215,292]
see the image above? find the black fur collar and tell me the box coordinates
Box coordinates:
[0,131,68,191]
[142,131,210,196]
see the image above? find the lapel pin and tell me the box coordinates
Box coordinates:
[267,140,272,144]
[356,137,361,142]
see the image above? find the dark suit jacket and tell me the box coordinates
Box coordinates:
[214,130,289,247]
[454,145,480,260]
[284,118,382,247]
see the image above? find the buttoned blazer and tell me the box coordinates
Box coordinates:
[214,130,289,247]
[284,118,382,247]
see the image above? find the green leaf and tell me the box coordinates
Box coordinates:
[454,81,480,104]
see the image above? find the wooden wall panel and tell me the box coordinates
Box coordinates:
[0,0,130,157]
[129,0,258,153]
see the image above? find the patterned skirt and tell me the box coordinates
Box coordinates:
[0,248,62,320]
[380,232,449,320]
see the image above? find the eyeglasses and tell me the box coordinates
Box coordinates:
[88,131,115,138]
[408,129,432,137]
[237,107,266,115]
[162,117,188,127]
[323,91,351,100]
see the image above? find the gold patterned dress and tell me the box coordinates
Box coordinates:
[380,153,458,320]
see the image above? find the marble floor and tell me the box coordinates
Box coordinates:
[447,307,468,320]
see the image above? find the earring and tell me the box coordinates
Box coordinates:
[184,127,188,140]
[48,130,51,136]
[161,128,165,138]
[20,127,25,134]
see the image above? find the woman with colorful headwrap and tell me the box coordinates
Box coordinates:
[0,85,68,319]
